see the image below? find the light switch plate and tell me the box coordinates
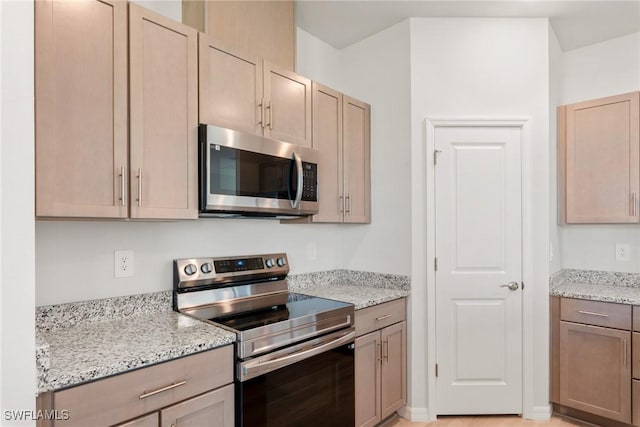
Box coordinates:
[615,243,631,262]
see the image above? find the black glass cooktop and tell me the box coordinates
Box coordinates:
[209,292,352,332]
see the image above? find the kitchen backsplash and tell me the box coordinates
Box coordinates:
[551,268,640,288]
[288,269,410,291]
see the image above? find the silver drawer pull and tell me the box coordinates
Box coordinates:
[577,310,609,318]
[376,314,392,321]
[139,381,187,399]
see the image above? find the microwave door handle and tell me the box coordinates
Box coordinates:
[291,152,303,209]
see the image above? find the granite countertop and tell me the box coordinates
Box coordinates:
[288,270,410,309]
[37,270,410,394]
[36,292,235,394]
[550,269,640,305]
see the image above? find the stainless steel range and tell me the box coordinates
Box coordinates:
[173,253,355,427]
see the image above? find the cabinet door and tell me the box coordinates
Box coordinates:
[355,331,381,427]
[129,4,198,219]
[263,61,312,147]
[35,0,128,218]
[633,380,640,426]
[115,413,158,427]
[160,384,234,427]
[203,0,295,70]
[311,83,344,223]
[564,92,640,223]
[199,35,263,136]
[560,321,631,423]
[343,96,371,223]
[381,321,407,419]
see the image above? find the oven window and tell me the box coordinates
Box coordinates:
[237,344,354,427]
[209,145,296,200]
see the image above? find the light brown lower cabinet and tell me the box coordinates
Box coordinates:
[160,384,234,427]
[559,321,631,423]
[37,346,234,427]
[355,300,407,427]
[551,296,636,426]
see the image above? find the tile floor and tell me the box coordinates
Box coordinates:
[383,415,588,427]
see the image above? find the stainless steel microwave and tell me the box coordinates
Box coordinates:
[198,124,319,218]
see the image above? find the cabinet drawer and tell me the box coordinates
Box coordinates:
[53,346,233,427]
[634,306,640,332]
[355,299,406,337]
[561,298,631,330]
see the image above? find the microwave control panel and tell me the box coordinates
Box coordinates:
[302,162,318,202]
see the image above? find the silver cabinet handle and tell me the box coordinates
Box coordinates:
[258,99,264,127]
[376,314,392,321]
[339,195,344,214]
[500,282,519,291]
[345,194,351,214]
[265,100,272,130]
[118,166,125,206]
[136,168,142,207]
[577,310,609,318]
[383,339,389,362]
[139,381,186,399]
[291,152,303,209]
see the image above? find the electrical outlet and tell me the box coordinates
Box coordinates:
[114,250,134,278]
[616,243,631,262]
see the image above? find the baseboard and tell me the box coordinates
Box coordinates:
[523,405,552,420]
[397,406,431,422]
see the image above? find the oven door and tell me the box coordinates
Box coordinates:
[199,124,318,217]
[236,328,355,427]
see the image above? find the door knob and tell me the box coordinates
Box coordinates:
[500,282,519,291]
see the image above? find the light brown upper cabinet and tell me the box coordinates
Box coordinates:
[293,83,371,224]
[129,4,198,219]
[343,96,372,223]
[182,0,295,70]
[199,34,312,147]
[35,0,128,218]
[35,1,198,220]
[559,91,640,223]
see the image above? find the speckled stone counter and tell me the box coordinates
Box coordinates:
[288,270,409,309]
[550,269,640,305]
[36,292,235,394]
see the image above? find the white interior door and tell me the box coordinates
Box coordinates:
[435,126,523,415]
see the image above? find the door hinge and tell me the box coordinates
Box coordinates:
[435,363,439,377]
[434,149,442,165]
[434,257,438,271]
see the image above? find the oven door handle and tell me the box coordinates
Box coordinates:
[291,152,303,209]
[240,328,355,382]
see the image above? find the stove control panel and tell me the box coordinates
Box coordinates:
[174,253,289,291]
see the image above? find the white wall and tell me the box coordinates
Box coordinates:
[339,23,412,275]
[296,28,344,91]
[297,23,413,277]
[560,32,640,272]
[1,1,36,425]
[409,18,550,419]
[549,26,564,274]
[131,0,181,21]
[562,32,640,105]
[36,221,345,305]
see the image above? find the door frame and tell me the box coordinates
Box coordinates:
[425,117,535,420]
